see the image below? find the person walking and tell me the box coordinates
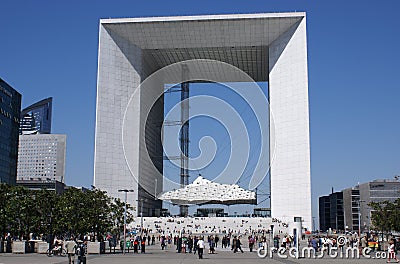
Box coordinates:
[133,238,139,253]
[197,236,205,259]
[221,236,226,248]
[193,236,198,254]
[215,236,219,248]
[187,236,193,253]
[248,236,255,252]
[161,235,166,250]
[5,233,12,253]
[65,237,77,264]
[76,240,87,264]
[233,236,244,253]
[209,236,215,254]
[141,237,146,253]
[387,239,400,263]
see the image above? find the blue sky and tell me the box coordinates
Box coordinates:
[1,0,399,221]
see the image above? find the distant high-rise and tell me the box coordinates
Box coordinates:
[17,134,66,183]
[17,97,67,184]
[319,179,400,233]
[19,97,52,134]
[0,78,22,185]
[318,191,345,232]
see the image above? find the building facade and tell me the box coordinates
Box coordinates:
[320,179,400,233]
[318,191,345,232]
[318,195,331,232]
[16,179,66,194]
[357,179,400,233]
[342,187,360,232]
[19,97,52,135]
[94,13,312,226]
[0,78,21,185]
[17,134,66,183]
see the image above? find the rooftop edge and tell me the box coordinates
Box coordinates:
[100,12,306,24]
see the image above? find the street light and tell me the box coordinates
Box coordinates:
[270,224,274,249]
[140,198,144,234]
[312,216,316,232]
[118,189,134,255]
[358,200,365,238]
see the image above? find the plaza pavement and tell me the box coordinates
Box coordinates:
[0,245,394,264]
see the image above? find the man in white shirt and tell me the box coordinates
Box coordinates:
[65,237,77,264]
[197,236,205,259]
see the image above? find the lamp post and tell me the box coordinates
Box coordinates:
[118,189,134,255]
[358,201,361,238]
[358,200,365,238]
[312,217,316,232]
[270,224,274,249]
[140,198,144,235]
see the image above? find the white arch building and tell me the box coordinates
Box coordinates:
[94,13,312,229]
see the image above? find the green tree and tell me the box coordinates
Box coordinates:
[369,200,395,239]
[110,197,134,239]
[3,185,32,238]
[0,184,134,240]
[0,183,12,237]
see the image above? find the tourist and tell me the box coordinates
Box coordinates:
[141,236,146,253]
[187,236,193,253]
[273,235,280,249]
[215,235,219,248]
[209,236,215,254]
[5,233,12,253]
[65,236,77,264]
[193,236,198,254]
[232,236,244,253]
[221,236,227,248]
[76,240,87,264]
[133,238,139,253]
[197,236,205,259]
[311,237,318,255]
[360,235,367,253]
[282,235,287,248]
[181,236,187,253]
[248,235,255,252]
[161,235,166,250]
[387,239,400,263]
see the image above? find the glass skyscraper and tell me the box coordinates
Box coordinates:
[19,97,52,134]
[0,78,22,185]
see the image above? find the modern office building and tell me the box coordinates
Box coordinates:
[94,13,311,226]
[343,179,400,233]
[17,134,66,183]
[319,191,345,232]
[0,78,22,185]
[318,195,331,232]
[19,97,52,135]
[16,179,66,194]
[319,179,400,233]
[342,187,360,232]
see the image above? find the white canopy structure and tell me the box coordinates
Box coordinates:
[158,176,256,205]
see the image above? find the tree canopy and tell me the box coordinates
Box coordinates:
[0,184,134,241]
[369,198,400,236]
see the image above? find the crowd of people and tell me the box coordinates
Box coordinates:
[306,233,400,262]
[4,227,400,263]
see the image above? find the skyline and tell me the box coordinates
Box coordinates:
[1,0,399,222]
